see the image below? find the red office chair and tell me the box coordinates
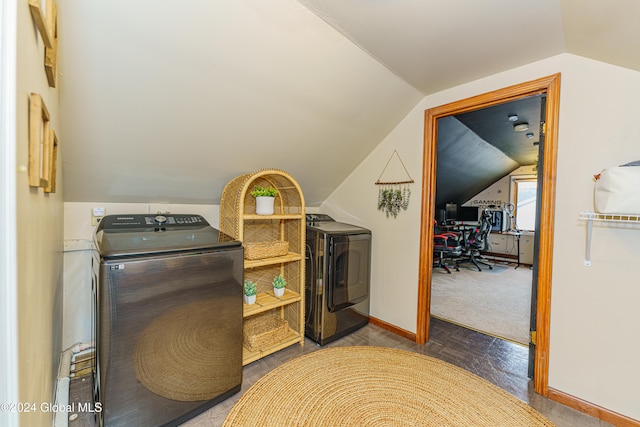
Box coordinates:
[433,220,462,273]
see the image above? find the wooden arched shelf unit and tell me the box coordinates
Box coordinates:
[220,169,305,365]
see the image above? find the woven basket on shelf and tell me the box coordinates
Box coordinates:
[244,241,289,260]
[243,314,289,352]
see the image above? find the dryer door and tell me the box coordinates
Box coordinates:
[304,231,323,342]
[327,233,371,312]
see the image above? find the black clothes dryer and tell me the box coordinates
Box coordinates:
[305,214,371,346]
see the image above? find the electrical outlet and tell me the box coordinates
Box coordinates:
[91,207,106,226]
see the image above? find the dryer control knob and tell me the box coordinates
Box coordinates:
[154,215,167,225]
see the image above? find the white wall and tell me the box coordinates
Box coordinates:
[320,103,424,334]
[15,1,64,425]
[547,56,640,418]
[466,164,537,209]
[322,53,640,420]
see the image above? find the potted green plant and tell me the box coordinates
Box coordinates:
[272,274,286,297]
[250,185,278,215]
[243,279,257,305]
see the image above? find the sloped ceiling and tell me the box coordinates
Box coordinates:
[298,0,566,95]
[58,0,424,206]
[57,0,640,207]
[436,116,518,208]
[437,94,543,208]
[454,95,543,168]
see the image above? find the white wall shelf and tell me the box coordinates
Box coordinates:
[579,211,640,266]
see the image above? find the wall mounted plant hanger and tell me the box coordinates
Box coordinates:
[29,0,54,48]
[29,93,50,188]
[375,150,414,218]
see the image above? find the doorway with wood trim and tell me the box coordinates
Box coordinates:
[416,74,561,397]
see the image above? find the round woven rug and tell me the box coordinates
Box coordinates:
[223,346,556,427]
[134,298,241,401]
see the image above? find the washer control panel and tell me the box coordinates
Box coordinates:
[99,214,208,231]
[143,215,205,226]
[305,214,334,224]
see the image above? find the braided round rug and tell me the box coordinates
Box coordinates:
[134,298,241,401]
[223,346,555,427]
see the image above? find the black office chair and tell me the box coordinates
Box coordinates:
[433,224,462,274]
[456,209,493,271]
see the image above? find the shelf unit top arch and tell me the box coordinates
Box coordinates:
[220,168,305,240]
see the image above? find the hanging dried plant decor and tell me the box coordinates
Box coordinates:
[375,150,414,219]
[377,184,411,218]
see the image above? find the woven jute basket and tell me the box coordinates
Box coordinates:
[243,314,289,351]
[244,240,289,260]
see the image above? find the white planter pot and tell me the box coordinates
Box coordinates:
[255,196,275,215]
[244,294,256,305]
[273,287,285,297]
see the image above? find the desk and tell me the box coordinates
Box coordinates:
[485,231,524,267]
[435,224,458,233]
[436,223,477,233]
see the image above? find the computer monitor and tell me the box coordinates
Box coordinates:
[458,206,479,222]
[445,203,457,222]
[487,209,506,231]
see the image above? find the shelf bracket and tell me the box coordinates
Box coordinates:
[579,210,640,266]
[583,211,596,266]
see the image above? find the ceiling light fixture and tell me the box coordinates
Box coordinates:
[508,114,518,122]
[525,132,534,139]
[514,123,529,132]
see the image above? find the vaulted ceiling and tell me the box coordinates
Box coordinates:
[57,0,640,206]
[436,94,544,207]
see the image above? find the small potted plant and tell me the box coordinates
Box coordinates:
[250,185,278,215]
[272,274,286,297]
[243,279,257,305]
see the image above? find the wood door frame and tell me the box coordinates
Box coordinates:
[416,74,561,396]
